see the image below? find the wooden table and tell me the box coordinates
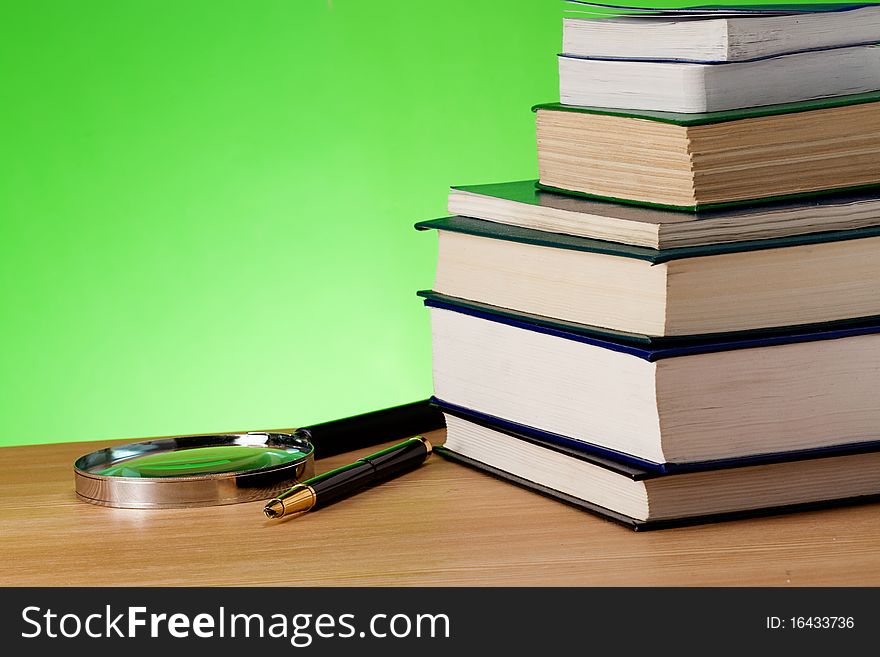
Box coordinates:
[1,429,879,586]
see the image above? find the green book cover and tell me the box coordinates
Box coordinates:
[416,215,880,263]
[534,182,880,213]
[452,179,880,224]
[455,179,695,219]
[532,89,880,126]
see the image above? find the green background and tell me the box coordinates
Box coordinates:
[0,0,859,447]
[0,0,559,447]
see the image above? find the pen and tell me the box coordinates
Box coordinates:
[263,436,432,519]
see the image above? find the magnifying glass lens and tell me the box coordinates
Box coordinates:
[95,445,311,478]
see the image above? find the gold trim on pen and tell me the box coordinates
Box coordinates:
[415,436,433,455]
[263,484,316,519]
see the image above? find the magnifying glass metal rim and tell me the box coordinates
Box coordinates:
[74,431,315,509]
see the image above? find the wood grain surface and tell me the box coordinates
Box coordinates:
[1,429,879,586]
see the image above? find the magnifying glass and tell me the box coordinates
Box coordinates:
[72,400,445,510]
[74,432,315,509]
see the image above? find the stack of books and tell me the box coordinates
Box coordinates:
[418,3,880,529]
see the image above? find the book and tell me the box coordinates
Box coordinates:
[417,216,880,337]
[434,397,880,473]
[427,297,880,466]
[563,2,880,19]
[438,408,880,529]
[562,5,880,63]
[534,93,880,209]
[447,180,880,249]
[558,44,880,113]
[564,2,877,15]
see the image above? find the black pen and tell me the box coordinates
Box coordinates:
[263,436,432,519]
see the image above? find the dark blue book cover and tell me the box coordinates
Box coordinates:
[435,399,880,530]
[421,290,880,361]
[433,397,880,475]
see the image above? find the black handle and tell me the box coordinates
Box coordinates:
[303,400,444,459]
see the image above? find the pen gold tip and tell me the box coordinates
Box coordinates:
[416,436,433,455]
[264,485,317,520]
[264,499,285,519]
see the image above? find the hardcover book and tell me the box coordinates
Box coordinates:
[533,92,880,209]
[426,296,880,466]
[564,1,877,16]
[438,406,880,530]
[558,45,880,113]
[447,180,880,249]
[417,216,880,337]
[562,5,880,63]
